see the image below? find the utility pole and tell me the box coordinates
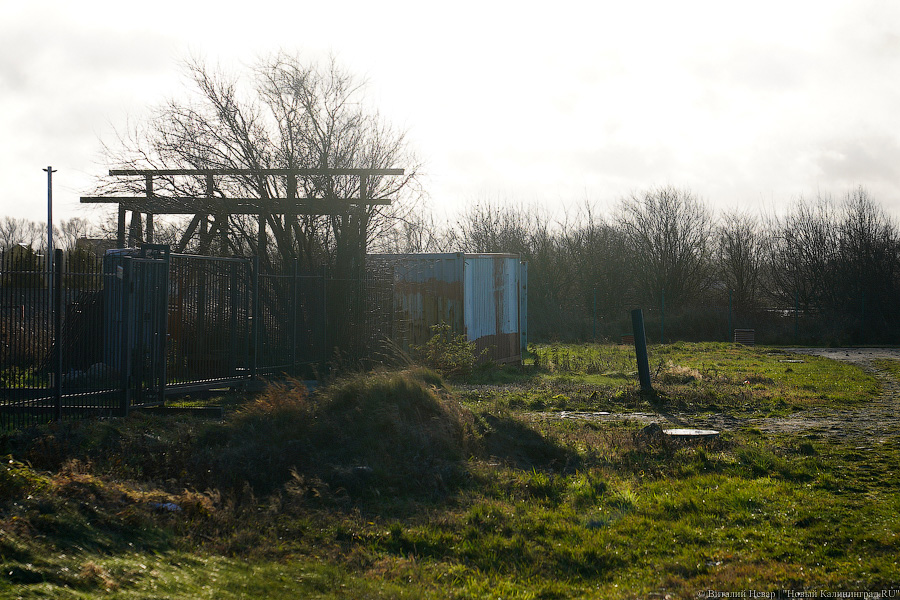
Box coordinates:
[44,166,57,309]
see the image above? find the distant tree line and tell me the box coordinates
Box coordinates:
[4,184,898,345]
[381,185,900,346]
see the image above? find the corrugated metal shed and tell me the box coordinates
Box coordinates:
[371,253,527,364]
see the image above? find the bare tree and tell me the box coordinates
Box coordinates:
[565,202,629,332]
[765,194,839,314]
[374,207,452,254]
[834,187,900,333]
[716,210,764,314]
[97,52,420,272]
[0,217,43,251]
[452,200,536,255]
[55,217,94,252]
[764,188,900,341]
[617,186,714,308]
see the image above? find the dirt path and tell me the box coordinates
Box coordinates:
[551,348,900,442]
[745,348,900,442]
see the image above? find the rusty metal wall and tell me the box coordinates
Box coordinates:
[463,254,522,363]
[373,253,526,364]
[372,253,464,353]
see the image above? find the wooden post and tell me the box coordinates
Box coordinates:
[257,214,266,258]
[128,211,142,247]
[117,205,126,248]
[146,214,154,244]
[145,175,154,244]
[631,309,653,393]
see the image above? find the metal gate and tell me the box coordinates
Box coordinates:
[1,245,329,428]
[103,245,170,408]
[167,254,253,393]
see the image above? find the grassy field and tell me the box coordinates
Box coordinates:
[0,342,897,598]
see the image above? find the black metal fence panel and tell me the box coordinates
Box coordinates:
[0,249,126,429]
[0,247,338,429]
[167,254,252,391]
[325,263,397,369]
[256,264,326,379]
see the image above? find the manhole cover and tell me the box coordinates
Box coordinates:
[663,428,720,438]
[559,411,611,419]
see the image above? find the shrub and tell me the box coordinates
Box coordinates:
[414,323,476,377]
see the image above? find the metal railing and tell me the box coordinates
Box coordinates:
[0,247,381,429]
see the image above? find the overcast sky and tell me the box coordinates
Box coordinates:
[3,0,900,227]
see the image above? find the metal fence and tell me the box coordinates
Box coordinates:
[0,248,122,429]
[0,247,360,429]
[0,245,526,431]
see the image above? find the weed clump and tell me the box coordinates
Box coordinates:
[194,368,475,497]
[310,367,475,492]
[0,456,48,500]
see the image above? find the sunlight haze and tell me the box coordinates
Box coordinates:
[2,0,899,224]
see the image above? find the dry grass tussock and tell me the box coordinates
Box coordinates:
[196,367,478,497]
[658,363,704,384]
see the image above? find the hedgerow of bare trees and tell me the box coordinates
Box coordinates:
[0,216,100,254]
[617,186,715,310]
[432,185,900,345]
[5,178,899,345]
[765,188,900,342]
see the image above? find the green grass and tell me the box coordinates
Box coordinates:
[515,342,880,414]
[874,357,900,380]
[0,343,895,597]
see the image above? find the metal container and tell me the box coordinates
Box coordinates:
[372,253,527,364]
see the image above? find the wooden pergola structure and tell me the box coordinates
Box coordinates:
[81,168,404,253]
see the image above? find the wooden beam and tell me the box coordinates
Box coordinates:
[109,168,404,176]
[145,176,154,244]
[80,197,390,214]
[175,215,202,253]
[81,196,390,206]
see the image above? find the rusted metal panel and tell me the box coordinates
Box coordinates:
[463,255,521,363]
[372,253,526,364]
[376,253,464,351]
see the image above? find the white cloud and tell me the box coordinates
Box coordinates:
[2,0,900,224]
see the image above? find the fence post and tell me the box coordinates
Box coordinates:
[631,308,653,393]
[157,248,169,405]
[322,263,328,367]
[120,256,133,416]
[53,248,63,421]
[660,288,665,345]
[291,258,299,375]
[251,255,259,380]
[229,261,239,377]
